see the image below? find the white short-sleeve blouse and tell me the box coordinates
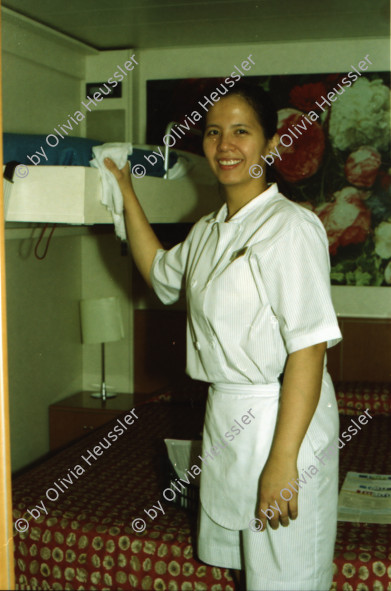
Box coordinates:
[150,183,342,385]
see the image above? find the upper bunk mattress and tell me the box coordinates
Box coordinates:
[3,133,178,178]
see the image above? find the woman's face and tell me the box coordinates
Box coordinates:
[203,94,277,190]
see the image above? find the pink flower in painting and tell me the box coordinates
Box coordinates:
[345,146,381,188]
[274,109,325,183]
[315,187,371,255]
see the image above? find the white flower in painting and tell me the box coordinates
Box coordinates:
[329,78,390,151]
[374,221,391,259]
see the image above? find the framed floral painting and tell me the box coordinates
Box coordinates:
[147,71,390,286]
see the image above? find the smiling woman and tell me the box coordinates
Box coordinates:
[1,1,390,589]
[104,81,343,591]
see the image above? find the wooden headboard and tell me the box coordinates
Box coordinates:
[133,309,391,392]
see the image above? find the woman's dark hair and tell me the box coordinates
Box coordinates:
[200,81,277,139]
[224,82,278,140]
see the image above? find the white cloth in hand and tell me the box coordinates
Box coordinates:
[90,143,133,240]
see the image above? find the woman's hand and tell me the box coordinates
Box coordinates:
[103,157,163,286]
[254,344,327,532]
[104,158,134,196]
[257,456,299,531]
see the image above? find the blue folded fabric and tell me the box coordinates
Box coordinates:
[129,148,177,177]
[2,133,178,177]
[3,133,102,166]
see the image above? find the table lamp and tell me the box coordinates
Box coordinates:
[80,296,124,400]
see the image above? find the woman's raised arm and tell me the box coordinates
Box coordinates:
[104,158,163,287]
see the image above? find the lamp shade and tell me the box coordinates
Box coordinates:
[80,296,124,344]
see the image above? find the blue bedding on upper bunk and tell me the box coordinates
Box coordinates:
[2,133,178,177]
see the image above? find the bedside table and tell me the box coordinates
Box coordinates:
[49,391,152,450]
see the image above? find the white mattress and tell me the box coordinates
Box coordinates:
[4,150,221,224]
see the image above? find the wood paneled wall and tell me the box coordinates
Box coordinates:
[134,310,391,391]
[134,310,186,392]
[326,318,391,383]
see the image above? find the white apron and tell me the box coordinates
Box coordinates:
[199,371,339,531]
[199,381,281,530]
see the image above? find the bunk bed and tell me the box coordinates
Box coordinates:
[3,133,221,225]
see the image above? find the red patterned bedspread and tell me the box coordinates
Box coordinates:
[333,416,391,590]
[12,384,391,591]
[13,395,235,591]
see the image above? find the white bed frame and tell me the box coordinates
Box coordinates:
[4,150,222,224]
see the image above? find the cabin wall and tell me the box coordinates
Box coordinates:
[1,8,94,135]
[2,10,92,470]
[5,228,83,470]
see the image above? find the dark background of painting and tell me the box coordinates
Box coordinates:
[146,73,390,286]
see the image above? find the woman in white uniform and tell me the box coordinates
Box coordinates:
[105,83,343,591]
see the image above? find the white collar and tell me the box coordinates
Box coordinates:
[208,183,280,224]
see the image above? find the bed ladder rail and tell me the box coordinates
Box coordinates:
[2,161,21,220]
[163,122,202,179]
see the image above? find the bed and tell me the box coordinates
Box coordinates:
[12,382,236,591]
[3,133,221,225]
[12,381,391,590]
[332,383,391,590]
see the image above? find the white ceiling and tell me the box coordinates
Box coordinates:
[2,0,390,50]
